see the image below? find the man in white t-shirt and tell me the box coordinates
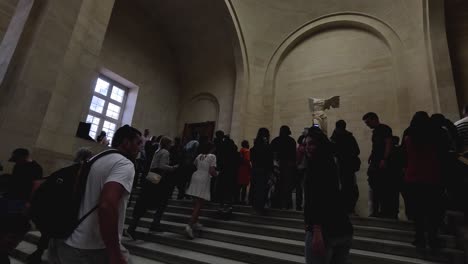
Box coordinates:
[56,125,142,264]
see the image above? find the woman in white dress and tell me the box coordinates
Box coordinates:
[185,142,217,239]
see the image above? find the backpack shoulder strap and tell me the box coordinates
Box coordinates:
[87,149,124,166]
[75,149,125,224]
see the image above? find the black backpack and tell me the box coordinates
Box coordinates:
[30,150,121,239]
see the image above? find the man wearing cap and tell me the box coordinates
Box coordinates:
[6,148,43,202]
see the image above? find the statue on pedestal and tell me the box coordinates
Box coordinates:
[308,96,340,135]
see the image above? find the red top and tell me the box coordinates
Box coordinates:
[404,136,441,184]
[238,148,251,185]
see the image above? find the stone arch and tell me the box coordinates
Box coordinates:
[179,93,220,131]
[223,0,250,141]
[422,0,459,119]
[263,13,410,132]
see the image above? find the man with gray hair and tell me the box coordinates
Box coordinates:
[73,148,93,163]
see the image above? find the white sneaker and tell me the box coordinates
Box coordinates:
[185,225,194,239]
[193,223,203,230]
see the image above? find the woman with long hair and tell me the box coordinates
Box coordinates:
[403,111,444,249]
[250,128,273,215]
[184,142,217,239]
[304,127,353,264]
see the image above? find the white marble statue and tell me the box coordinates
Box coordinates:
[308,96,340,135]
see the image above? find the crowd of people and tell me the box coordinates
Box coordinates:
[0,105,467,264]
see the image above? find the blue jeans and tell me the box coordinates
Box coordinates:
[305,231,352,264]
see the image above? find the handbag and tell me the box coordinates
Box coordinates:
[146,171,162,184]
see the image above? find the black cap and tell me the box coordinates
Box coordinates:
[8,148,29,162]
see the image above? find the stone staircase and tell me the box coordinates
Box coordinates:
[10,188,466,264]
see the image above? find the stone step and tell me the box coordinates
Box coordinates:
[22,228,445,264]
[127,216,462,263]
[128,197,415,231]
[125,226,447,264]
[165,202,413,231]
[23,231,247,264]
[9,240,166,264]
[10,257,23,264]
[126,207,457,248]
[129,226,303,264]
[9,240,49,264]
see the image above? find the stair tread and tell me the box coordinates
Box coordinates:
[129,201,415,233]
[137,212,305,232]
[142,228,304,262]
[20,233,169,264]
[130,211,442,240]
[123,237,249,264]
[159,220,304,245]
[165,198,415,226]
[15,240,39,255]
[128,225,447,264]
[133,198,416,226]
[9,257,23,264]
[131,255,168,264]
[351,249,443,264]
[132,215,463,258]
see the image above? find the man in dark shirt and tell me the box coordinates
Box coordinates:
[216,134,240,215]
[331,120,361,214]
[362,113,394,218]
[169,137,186,200]
[6,148,43,202]
[271,125,296,209]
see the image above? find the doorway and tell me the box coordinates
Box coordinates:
[182,121,216,143]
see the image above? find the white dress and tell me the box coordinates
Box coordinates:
[186,154,216,201]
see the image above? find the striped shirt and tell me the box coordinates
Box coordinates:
[455,117,468,150]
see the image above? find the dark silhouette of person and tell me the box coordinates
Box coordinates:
[250,128,273,215]
[271,126,296,209]
[403,111,444,249]
[216,134,240,216]
[362,112,394,218]
[6,148,43,202]
[331,120,361,214]
[304,127,353,263]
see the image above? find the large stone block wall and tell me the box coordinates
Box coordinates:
[0,0,182,174]
[153,0,237,136]
[446,0,468,112]
[0,0,18,41]
[0,0,463,213]
[228,0,459,140]
[98,0,181,138]
[274,27,399,215]
[226,0,459,214]
[0,0,117,174]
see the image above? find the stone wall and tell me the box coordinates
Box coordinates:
[0,0,18,41]
[144,0,237,136]
[446,0,468,112]
[0,0,181,175]
[0,0,463,213]
[99,0,181,138]
[229,0,459,141]
[0,0,117,175]
[227,0,459,215]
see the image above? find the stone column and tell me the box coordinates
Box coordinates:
[0,0,115,171]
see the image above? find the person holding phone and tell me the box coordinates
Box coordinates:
[304,127,353,264]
